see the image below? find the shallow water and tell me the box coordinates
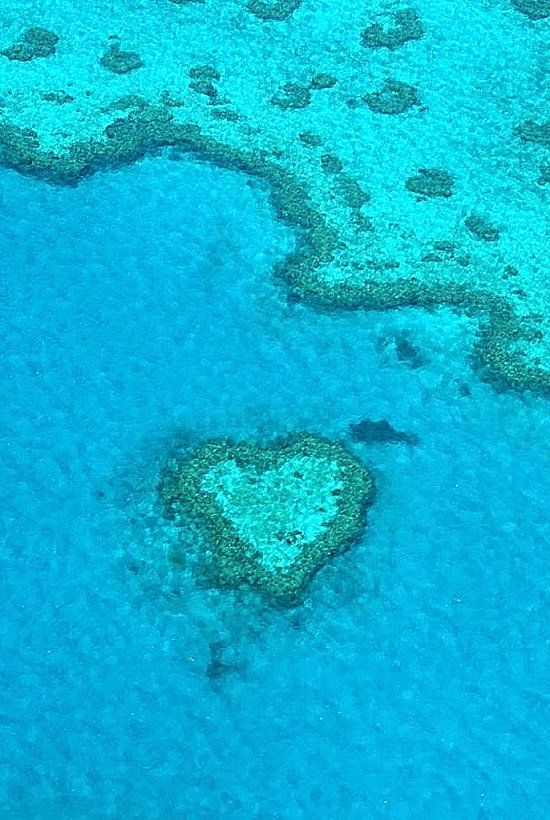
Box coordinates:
[1,151,549,817]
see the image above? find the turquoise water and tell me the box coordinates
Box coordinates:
[1,151,549,816]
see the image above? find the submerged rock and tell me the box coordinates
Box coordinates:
[205,640,244,681]
[377,330,426,368]
[394,332,426,369]
[350,418,419,446]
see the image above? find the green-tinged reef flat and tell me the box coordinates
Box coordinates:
[0,0,549,394]
[160,434,374,605]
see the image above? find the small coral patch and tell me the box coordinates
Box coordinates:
[363,79,419,115]
[405,168,455,198]
[100,43,143,75]
[1,27,59,62]
[361,9,424,50]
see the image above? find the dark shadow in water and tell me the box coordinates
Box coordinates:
[205,639,246,684]
[350,418,419,446]
[377,329,427,369]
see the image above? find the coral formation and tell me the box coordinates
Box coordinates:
[335,175,370,212]
[405,168,455,198]
[187,65,229,106]
[516,120,550,145]
[189,79,217,100]
[189,65,220,81]
[1,27,59,61]
[320,153,344,174]
[247,0,303,21]
[161,433,374,604]
[465,214,500,242]
[511,0,550,19]
[0,0,549,397]
[378,330,426,369]
[271,82,311,110]
[363,79,420,115]
[0,103,548,393]
[299,130,323,147]
[309,74,337,90]
[100,43,143,74]
[210,108,239,121]
[361,9,424,50]
[41,91,74,105]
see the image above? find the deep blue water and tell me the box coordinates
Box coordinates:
[1,155,549,817]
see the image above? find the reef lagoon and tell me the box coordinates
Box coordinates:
[1,0,550,817]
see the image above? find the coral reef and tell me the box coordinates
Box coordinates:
[189,65,220,81]
[247,0,303,21]
[1,27,59,61]
[465,214,500,242]
[188,65,228,105]
[41,91,74,105]
[100,43,143,74]
[160,433,374,605]
[0,0,549,397]
[511,0,550,19]
[299,130,323,147]
[309,74,337,90]
[405,168,455,198]
[361,9,424,50]
[335,175,370,211]
[270,74,335,110]
[377,330,426,369]
[0,104,549,393]
[363,79,420,115]
[320,153,343,174]
[516,120,550,145]
[271,82,311,110]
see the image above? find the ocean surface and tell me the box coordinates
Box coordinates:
[1,0,550,809]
